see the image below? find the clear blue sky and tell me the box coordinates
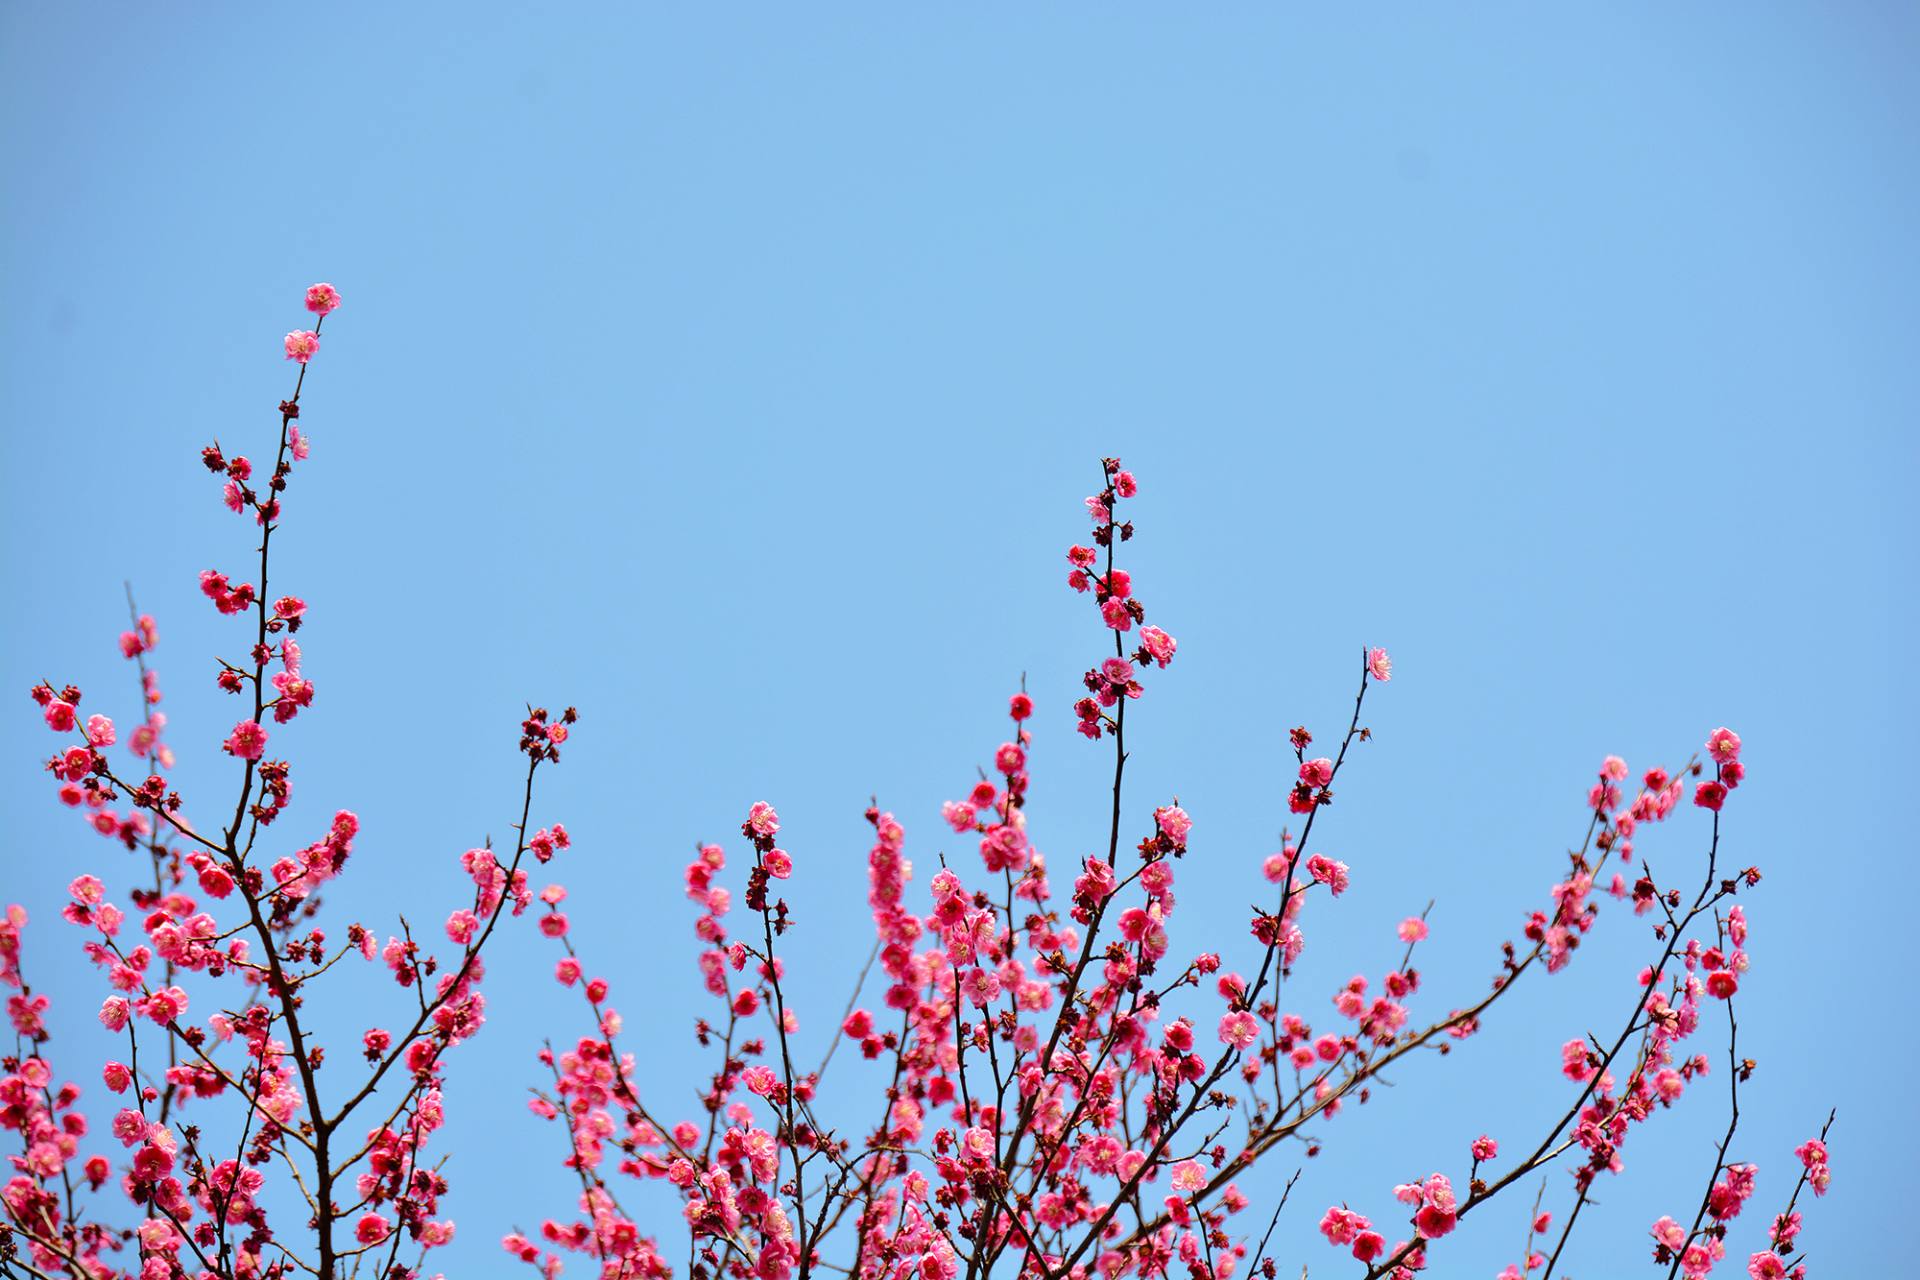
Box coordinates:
[3,7,1911,1275]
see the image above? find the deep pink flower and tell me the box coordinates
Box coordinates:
[1306,854,1350,896]
[304,283,342,316]
[284,330,321,363]
[1707,727,1742,763]
[1318,1206,1370,1246]
[1413,1173,1458,1239]
[223,719,268,761]
[1218,1010,1260,1050]
[746,801,780,839]
[1140,625,1177,668]
[1155,804,1192,845]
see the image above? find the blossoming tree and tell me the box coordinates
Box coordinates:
[4,289,1832,1280]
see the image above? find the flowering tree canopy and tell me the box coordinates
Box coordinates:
[5,288,1831,1280]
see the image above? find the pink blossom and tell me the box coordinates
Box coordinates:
[1318,1206,1371,1246]
[304,283,342,316]
[223,719,268,761]
[1218,1010,1260,1050]
[1367,647,1392,681]
[284,329,321,363]
[1412,1173,1458,1239]
[1139,625,1177,668]
[1796,1136,1831,1196]
[1306,854,1349,896]
[746,800,780,839]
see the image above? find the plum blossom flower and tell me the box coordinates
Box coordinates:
[223,719,268,761]
[1218,1010,1260,1050]
[305,282,342,316]
[745,801,779,839]
[1368,647,1392,682]
[1796,1136,1831,1196]
[1139,625,1177,668]
[1306,854,1350,896]
[284,330,321,363]
[1169,1160,1207,1192]
[1412,1172,1458,1239]
[1318,1206,1371,1246]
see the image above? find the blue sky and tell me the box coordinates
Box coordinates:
[2,7,1912,1275]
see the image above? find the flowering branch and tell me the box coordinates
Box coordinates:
[4,287,1836,1280]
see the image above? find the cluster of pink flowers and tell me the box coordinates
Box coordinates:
[5,282,1834,1280]
[5,286,594,1280]
[1299,732,1828,1280]
[1645,1119,1835,1280]
[1068,458,1178,740]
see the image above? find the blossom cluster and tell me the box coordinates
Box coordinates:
[4,286,1833,1280]
[7,286,581,1280]
[1068,458,1178,740]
